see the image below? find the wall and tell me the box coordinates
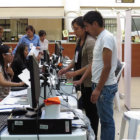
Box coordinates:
[28,19,62,41]
[0,0,140,7]
[122,43,140,77]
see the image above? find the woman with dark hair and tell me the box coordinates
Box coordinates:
[11,44,28,83]
[13,25,40,54]
[0,45,24,99]
[58,16,99,138]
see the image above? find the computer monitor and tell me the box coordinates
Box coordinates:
[28,55,40,108]
[55,41,64,63]
[55,41,61,56]
[43,50,50,65]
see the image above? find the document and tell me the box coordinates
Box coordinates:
[0,105,30,112]
[9,89,28,97]
[18,69,30,87]
[28,46,39,57]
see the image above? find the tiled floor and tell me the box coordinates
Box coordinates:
[96,77,140,140]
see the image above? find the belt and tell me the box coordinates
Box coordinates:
[92,83,98,86]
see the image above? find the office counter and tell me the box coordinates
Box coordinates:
[1,127,87,140]
[0,87,89,140]
[4,42,76,60]
[4,42,140,76]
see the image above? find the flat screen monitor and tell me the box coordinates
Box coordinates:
[28,55,40,108]
[55,41,61,56]
[43,50,50,65]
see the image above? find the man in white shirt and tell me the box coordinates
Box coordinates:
[74,11,118,140]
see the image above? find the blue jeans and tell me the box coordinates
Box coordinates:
[92,83,118,140]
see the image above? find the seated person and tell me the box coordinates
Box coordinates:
[38,30,49,53]
[0,45,24,99]
[11,44,28,83]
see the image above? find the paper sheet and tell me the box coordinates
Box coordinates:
[28,46,39,57]
[0,104,30,112]
[9,89,28,97]
[18,69,30,87]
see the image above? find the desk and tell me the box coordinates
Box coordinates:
[1,127,87,140]
[0,88,89,140]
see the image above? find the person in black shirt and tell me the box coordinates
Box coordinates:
[11,44,28,83]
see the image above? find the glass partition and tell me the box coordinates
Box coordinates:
[0,19,28,42]
[0,18,64,42]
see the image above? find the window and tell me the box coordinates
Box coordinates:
[104,18,117,35]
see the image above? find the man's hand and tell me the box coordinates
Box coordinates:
[36,46,40,50]
[58,68,67,76]
[90,88,101,103]
[18,82,25,87]
[73,79,82,86]
[66,71,76,79]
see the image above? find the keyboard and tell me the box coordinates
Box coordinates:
[0,112,11,132]
[11,86,27,91]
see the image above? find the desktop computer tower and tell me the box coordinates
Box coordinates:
[8,115,72,135]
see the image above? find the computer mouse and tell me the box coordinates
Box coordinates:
[12,108,27,116]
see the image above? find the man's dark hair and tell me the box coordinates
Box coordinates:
[38,30,46,37]
[83,11,104,27]
[26,25,35,34]
[72,16,85,29]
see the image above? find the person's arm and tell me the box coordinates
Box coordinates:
[66,65,87,79]
[91,48,112,103]
[37,36,40,47]
[44,39,49,52]
[6,66,14,79]
[0,72,24,87]
[73,63,92,86]
[58,61,74,76]
[36,35,41,50]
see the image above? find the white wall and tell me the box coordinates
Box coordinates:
[0,0,140,7]
[0,0,64,7]
[80,0,140,7]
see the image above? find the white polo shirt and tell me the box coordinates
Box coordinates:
[92,29,117,85]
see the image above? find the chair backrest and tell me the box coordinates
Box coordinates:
[115,62,125,82]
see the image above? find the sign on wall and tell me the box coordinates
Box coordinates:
[116,0,134,3]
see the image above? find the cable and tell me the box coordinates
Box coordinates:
[57,88,78,101]
[36,102,40,140]
[48,85,54,97]
[72,124,87,129]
